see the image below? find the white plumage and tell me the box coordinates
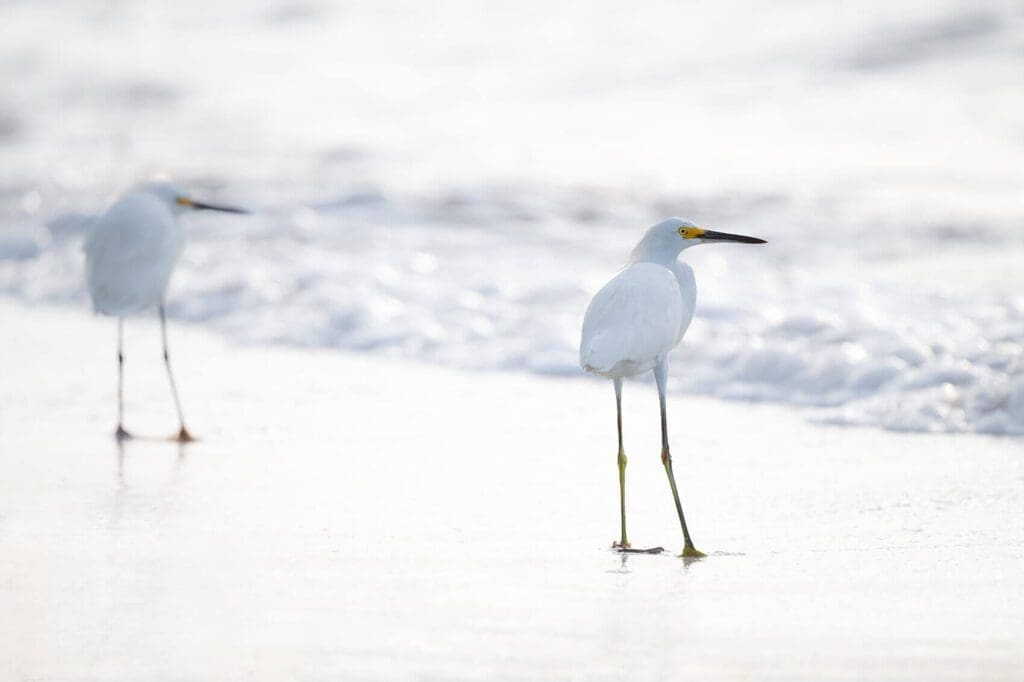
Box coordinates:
[580,217,765,557]
[580,261,693,378]
[83,180,246,441]
[85,185,186,316]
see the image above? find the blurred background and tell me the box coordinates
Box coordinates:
[1,0,1022,434]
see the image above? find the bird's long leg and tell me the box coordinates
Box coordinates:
[159,305,195,442]
[115,318,131,440]
[612,380,664,555]
[654,360,704,558]
[614,378,630,549]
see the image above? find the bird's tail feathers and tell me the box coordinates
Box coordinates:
[580,331,623,375]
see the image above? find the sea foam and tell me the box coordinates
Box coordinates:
[1,184,1021,435]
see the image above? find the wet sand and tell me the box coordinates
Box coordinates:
[2,299,1022,680]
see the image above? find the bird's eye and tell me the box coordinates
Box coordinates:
[678,227,686,236]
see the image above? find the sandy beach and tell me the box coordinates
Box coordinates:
[2,1,1023,679]
[1,298,1022,680]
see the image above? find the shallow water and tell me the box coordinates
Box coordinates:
[1,1,1022,433]
[2,302,1023,680]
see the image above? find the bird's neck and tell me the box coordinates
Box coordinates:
[629,245,681,268]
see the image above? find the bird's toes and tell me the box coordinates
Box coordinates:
[680,545,707,559]
[617,546,665,555]
[115,426,133,441]
[173,427,197,443]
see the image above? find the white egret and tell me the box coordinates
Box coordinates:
[83,181,246,441]
[580,218,766,557]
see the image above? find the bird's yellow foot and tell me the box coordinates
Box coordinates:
[115,425,132,441]
[612,540,631,549]
[680,545,707,559]
[173,427,197,443]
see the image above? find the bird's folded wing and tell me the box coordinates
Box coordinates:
[84,196,173,265]
[580,264,684,373]
[84,195,182,314]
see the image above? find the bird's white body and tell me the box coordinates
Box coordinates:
[580,261,695,378]
[84,184,188,317]
[579,217,766,556]
[82,181,246,442]
[580,221,699,379]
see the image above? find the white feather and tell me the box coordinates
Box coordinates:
[580,262,692,378]
[580,218,699,379]
[84,188,186,317]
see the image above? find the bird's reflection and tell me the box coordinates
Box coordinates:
[114,437,189,484]
[109,436,191,527]
[605,550,632,574]
[681,554,703,569]
[116,437,125,487]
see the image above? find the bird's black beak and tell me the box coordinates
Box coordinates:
[187,199,246,212]
[700,229,766,244]
[189,200,248,214]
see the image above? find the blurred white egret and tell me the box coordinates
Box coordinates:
[83,181,246,441]
[580,218,766,557]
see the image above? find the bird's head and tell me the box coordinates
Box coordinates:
[135,180,248,216]
[630,218,765,263]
